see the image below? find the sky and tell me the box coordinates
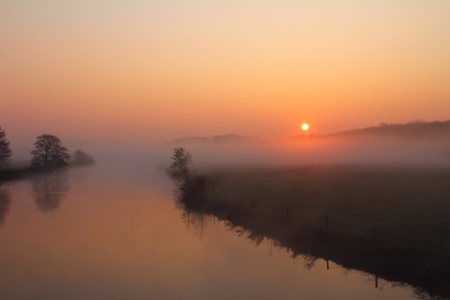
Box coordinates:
[1,0,450,145]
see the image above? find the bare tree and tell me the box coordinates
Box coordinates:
[31,134,70,171]
[0,127,12,166]
[170,147,193,173]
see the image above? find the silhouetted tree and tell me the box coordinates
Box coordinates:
[71,149,95,167]
[0,127,12,166]
[170,147,192,173]
[31,134,70,171]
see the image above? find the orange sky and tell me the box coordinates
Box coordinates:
[1,1,450,144]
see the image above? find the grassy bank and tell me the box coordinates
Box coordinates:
[0,167,29,183]
[0,162,55,184]
[176,164,450,299]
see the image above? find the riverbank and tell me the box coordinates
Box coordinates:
[0,164,66,185]
[175,164,450,299]
[0,166,31,184]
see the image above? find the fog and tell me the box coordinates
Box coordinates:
[164,135,450,173]
[5,129,450,182]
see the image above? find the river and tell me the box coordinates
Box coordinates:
[0,163,419,300]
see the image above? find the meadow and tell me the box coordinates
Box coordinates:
[177,164,450,299]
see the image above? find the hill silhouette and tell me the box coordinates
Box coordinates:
[166,120,450,146]
[291,120,450,140]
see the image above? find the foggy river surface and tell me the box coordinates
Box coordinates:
[0,165,418,300]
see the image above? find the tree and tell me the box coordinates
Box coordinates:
[31,134,70,171]
[0,127,12,166]
[71,150,95,167]
[170,147,193,173]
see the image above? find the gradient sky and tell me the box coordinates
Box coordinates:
[1,1,450,144]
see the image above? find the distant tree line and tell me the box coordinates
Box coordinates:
[331,120,450,138]
[0,127,95,175]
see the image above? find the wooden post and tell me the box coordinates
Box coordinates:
[326,215,329,227]
[375,275,378,288]
[287,206,289,217]
[252,199,254,210]
[326,260,329,270]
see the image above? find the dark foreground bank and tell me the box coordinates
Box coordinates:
[0,166,35,184]
[173,164,450,300]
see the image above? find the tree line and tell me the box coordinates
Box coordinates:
[0,127,94,172]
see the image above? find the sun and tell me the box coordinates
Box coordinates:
[301,123,309,131]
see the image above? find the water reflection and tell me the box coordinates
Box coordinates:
[31,172,70,212]
[177,206,446,300]
[0,169,421,300]
[0,186,10,227]
[180,209,207,239]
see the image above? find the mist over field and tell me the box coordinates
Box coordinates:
[166,137,450,173]
[5,121,450,177]
[156,121,446,170]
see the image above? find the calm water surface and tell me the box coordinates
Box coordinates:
[0,164,418,299]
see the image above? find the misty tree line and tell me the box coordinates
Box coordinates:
[0,127,94,171]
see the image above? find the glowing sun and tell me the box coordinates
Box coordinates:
[301,123,309,131]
